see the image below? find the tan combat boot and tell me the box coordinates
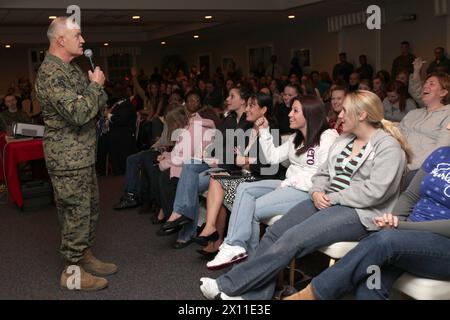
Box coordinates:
[283,283,318,300]
[60,265,108,291]
[79,249,118,276]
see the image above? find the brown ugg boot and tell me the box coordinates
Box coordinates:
[283,283,318,300]
[60,265,108,291]
[79,249,118,276]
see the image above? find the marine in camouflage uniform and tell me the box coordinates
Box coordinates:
[35,52,107,264]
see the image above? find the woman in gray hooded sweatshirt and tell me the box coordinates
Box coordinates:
[199,90,413,300]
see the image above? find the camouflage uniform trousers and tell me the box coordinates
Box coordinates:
[49,165,99,264]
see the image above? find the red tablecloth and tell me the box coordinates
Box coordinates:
[0,132,45,207]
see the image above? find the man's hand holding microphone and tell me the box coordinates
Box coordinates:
[88,66,106,87]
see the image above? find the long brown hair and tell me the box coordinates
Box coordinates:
[293,96,330,156]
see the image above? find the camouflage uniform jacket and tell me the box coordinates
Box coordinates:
[35,52,107,171]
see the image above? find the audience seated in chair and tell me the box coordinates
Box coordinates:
[400,71,450,186]
[199,90,411,300]
[158,86,253,248]
[194,93,282,256]
[205,95,339,270]
[285,134,450,300]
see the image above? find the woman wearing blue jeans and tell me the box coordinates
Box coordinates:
[200,90,412,300]
[206,96,339,269]
[157,86,253,247]
[286,143,450,300]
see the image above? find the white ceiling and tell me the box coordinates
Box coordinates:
[0,0,385,45]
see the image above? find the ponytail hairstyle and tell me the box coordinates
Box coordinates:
[344,90,413,164]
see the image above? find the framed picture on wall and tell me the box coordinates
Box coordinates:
[292,48,311,68]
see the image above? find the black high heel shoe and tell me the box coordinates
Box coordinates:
[193,231,219,247]
[161,215,193,230]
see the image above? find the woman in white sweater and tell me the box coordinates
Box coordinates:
[206,95,338,270]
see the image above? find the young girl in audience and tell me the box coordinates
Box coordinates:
[399,72,450,185]
[200,90,411,300]
[373,77,387,101]
[194,93,280,255]
[328,86,347,134]
[286,123,450,300]
[205,95,339,270]
[358,79,372,91]
[383,80,417,122]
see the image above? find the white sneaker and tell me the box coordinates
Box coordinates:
[219,292,244,300]
[206,243,248,270]
[200,277,220,300]
[200,277,244,300]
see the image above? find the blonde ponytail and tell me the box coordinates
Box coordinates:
[380,119,413,164]
[344,90,413,164]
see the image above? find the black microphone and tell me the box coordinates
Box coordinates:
[84,49,95,71]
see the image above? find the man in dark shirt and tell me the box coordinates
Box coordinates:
[427,47,450,75]
[0,94,31,132]
[332,53,354,83]
[355,55,374,80]
[392,41,416,77]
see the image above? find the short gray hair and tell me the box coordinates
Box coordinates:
[46,16,80,42]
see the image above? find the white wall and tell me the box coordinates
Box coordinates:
[379,0,447,71]
[149,0,447,80]
[0,46,30,96]
[165,0,447,78]
[167,18,338,79]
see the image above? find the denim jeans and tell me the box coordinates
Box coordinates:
[172,161,211,242]
[225,180,310,255]
[217,199,369,300]
[312,229,450,300]
[123,150,157,196]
